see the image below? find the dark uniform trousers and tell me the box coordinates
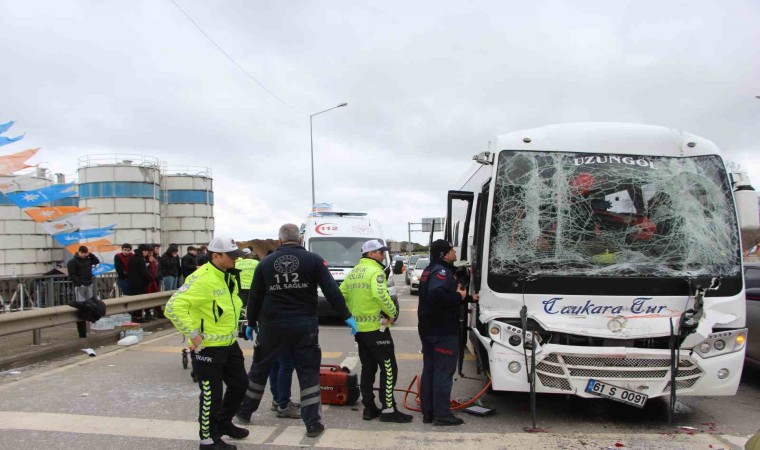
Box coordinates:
[191,341,248,442]
[240,322,323,427]
[355,329,398,410]
[419,335,458,418]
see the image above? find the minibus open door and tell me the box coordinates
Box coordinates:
[446,190,474,377]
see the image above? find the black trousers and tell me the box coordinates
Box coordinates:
[240,322,323,427]
[419,334,458,418]
[355,329,398,410]
[191,341,248,443]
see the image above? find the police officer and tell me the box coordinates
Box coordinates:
[238,223,357,439]
[165,236,249,450]
[418,239,478,426]
[340,240,412,423]
[235,248,258,302]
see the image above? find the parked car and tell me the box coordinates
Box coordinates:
[409,258,430,295]
[404,255,422,285]
[745,262,760,367]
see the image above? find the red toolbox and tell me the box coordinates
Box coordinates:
[319,364,360,406]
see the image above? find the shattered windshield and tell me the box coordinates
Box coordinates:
[489,151,740,278]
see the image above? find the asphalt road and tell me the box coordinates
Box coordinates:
[0,273,757,449]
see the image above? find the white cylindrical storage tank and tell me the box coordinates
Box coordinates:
[77,155,162,248]
[0,170,66,276]
[162,167,214,251]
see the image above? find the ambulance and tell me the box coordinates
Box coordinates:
[301,211,397,316]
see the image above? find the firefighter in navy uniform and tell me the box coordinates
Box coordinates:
[237,223,357,439]
[165,237,249,450]
[417,239,478,426]
[340,240,412,423]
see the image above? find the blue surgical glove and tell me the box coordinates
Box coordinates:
[245,325,254,340]
[344,317,358,336]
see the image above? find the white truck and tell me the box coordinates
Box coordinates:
[447,123,748,419]
[301,211,397,316]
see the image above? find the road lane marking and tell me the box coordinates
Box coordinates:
[0,411,729,449]
[0,411,276,444]
[271,425,308,446]
[314,428,724,449]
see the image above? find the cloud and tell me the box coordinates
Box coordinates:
[1,0,759,243]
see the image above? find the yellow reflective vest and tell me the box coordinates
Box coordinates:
[165,262,242,348]
[340,257,397,332]
[235,257,258,290]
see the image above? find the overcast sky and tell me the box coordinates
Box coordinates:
[1,0,758,242]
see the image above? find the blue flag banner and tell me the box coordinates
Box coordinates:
[53,225,116,246]
[92,263,115,276]
[0,121,14,135]
[5,182,76,208]
[0,134,24,147]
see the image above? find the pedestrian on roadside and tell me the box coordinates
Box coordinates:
[417,240,478,426]
[67,245,100,338]
[128,244,152,322]
[340,239,411,423]
[165,236,248,450]
[197,245,210,266]
[236,223,358,439]
[142,244,161,320]
[160,244,181,291]
[149,244,161,292]
[114,243,133,296]
[182,246,199,281]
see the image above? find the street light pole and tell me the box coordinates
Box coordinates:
[310,102,348,207]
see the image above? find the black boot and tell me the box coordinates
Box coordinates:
[433,414,464,426]
[362,405,380,421]
[219,422,250,439]
[379,409,413,423]
[305,422,325,438]
[199,438,237,450]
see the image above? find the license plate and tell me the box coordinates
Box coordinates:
[585,379,648,408]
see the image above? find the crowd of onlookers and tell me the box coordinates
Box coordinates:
[113,242,210,322]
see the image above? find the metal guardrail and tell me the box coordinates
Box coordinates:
[0,291,172,338]
[0,274,119,312]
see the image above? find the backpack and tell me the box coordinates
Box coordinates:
[70,295,107,323]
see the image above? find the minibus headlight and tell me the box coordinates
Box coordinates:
[695,329,747,359]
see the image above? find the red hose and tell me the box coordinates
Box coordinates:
[398,373,492,412]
